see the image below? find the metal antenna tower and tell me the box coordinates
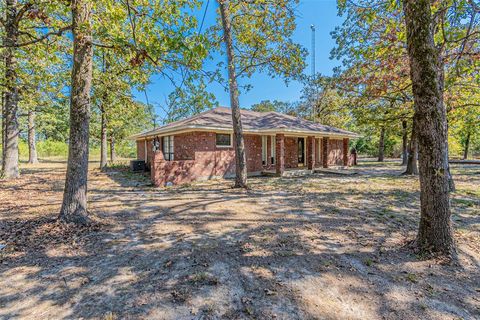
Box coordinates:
[310,24,316,76]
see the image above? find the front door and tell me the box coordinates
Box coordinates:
[298,137,305,166]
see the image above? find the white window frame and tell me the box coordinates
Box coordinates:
[144,139,148,162]
[163,135,174,161]
[271,135,275,165]
[262,136,267,165]
[215,133,233,148]
[298,137,306,167]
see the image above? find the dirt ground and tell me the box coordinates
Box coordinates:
[0,159,479,320]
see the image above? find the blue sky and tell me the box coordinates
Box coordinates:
[135,0,344,123]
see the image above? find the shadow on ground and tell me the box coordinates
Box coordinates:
[0,160,478,319]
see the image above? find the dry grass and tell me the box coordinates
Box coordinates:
[0,159,478,319]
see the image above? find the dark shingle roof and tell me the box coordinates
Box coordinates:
[132,107,358,139]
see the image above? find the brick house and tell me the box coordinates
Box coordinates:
[132,107,358,186]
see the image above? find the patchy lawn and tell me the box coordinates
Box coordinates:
[0,159,478,319]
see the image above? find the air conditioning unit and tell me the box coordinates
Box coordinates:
[130,160,146,172]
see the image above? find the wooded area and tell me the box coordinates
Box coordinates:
[0,0,479,318]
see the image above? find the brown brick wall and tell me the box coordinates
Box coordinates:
[148,131,266,186]
[174,132,198,160]
[142,132,349,186]
[328,139,344,166]
[136,140,145,161]
[284,137,298,169]
[136,139,155,167]
[244,134,263,172]
[314,138,322,168]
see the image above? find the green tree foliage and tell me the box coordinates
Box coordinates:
[0,0,70,178]
[332,0,480,160]
[215,0,306,187]
[250,100,295,114]
[164,74,219,123]
[297,76,352,128]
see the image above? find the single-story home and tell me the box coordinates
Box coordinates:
[131,107,358,186]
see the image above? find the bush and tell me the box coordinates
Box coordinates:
[37,140,69,158]
[8,139,136,160]
[116,140,136,158]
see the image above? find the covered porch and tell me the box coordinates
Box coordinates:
[262,134,351,177]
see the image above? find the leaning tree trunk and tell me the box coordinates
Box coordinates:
[403,0,455,257]
[401,120,408,165]
[109,136,117,163]
[404,116,418,175]
[27,110,39,164]
[463,131,470,160]
[59,0,93,225]
[378,126,385,162]
[2,0,20,179]
[100,107,107,169]
[218,0,247,188]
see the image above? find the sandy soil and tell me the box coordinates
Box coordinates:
[0,159,479,320]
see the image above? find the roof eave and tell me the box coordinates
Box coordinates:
[130,125,360,140]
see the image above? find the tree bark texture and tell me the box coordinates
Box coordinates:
[463,131,470,160]
[1,90,5,167]
[110,136,117,163]
[403,0,455,256]
[378,126,385,162]
[2,0,20,179]
[59,0,93,225]
[401,120,408,165]
[218,0,247,188]
[404,116,418,175]
[28,110,39,164]
[437,51,455,192]
[100,107,107,169]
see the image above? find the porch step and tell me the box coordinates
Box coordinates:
[282,169,313,177]
[313,168,359,175]
[261,169,313,177]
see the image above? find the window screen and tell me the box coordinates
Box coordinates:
[216,133,231,147]
[163,136,174,161]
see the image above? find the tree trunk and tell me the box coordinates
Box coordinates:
[436,47,455,192]
[218,0,247,188]
[28,110,38,164]
[1,89,5,167]
[100,107,107,169]
[404,116,418,175]
[59,0,93,225]
[378,126,385,162]
[2,0,20,179]
[463,131,470,160]
[401,120,408,165]
[110,137,117,163]
[403,0,455,257]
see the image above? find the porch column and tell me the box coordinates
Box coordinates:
[307,136,315,170]
[151,148,165,187]
[276,134,285,176]
[322,137,329,168]
[343,138,349,166]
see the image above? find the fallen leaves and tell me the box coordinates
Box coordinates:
[0,217,103,254]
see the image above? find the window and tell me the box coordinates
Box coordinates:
[216,133,232,147]
[262,136,267,165]
[271,136,275,165]
[163,136,174,161]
